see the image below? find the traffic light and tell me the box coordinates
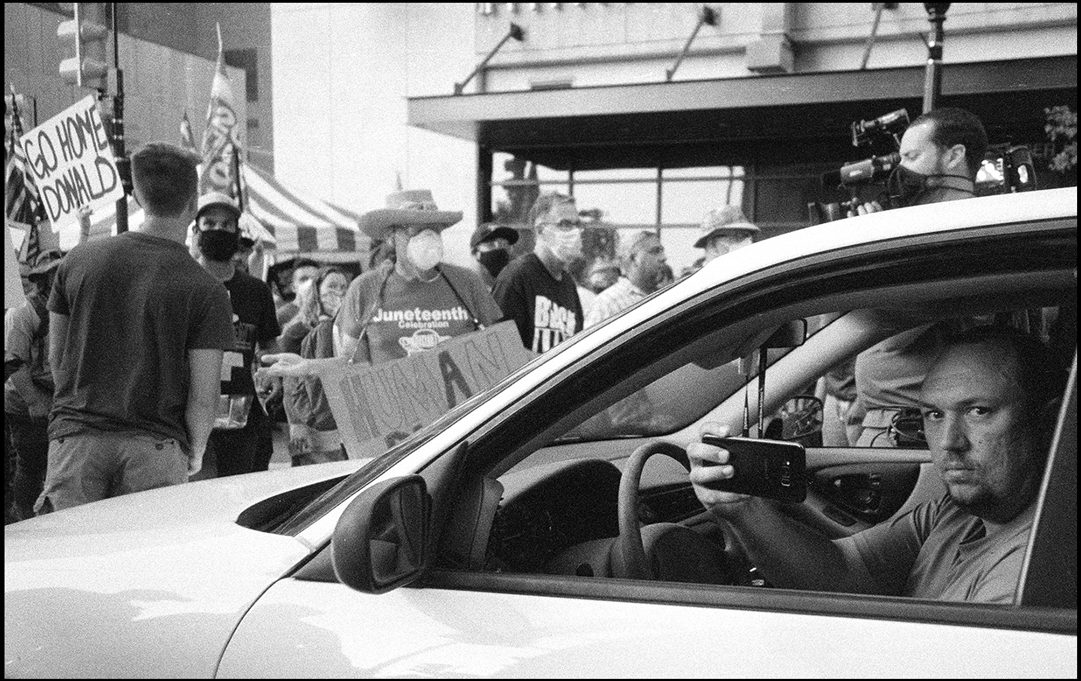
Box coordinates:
[57,3,110,90]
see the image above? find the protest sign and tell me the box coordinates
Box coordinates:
[18,96,124,232]
[316,321,534,460]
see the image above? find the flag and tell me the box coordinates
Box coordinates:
[199,23,241,196]
[5,92,45,265]
[179,110,197,153]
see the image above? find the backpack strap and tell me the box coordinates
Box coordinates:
[438,265,485,331]
[347,263,394,365]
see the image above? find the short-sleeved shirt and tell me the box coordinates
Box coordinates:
[854,323,946,412]
[585,276,648,328]
[337,262,501,365]
[492,253,582,353]
[849,494,1034,603]
[47,232,235,449]
[220,270,281,397]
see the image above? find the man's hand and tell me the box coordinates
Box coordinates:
[687,423,751,511]
[257,352,316,379]
[846,200,883,217]
[187,448,204,476]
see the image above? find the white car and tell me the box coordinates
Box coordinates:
[6,187,1077,677]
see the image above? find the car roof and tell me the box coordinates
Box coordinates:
[692,187,1076,294]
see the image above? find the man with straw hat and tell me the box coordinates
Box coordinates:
[335,189,501,365]
[694,205,760,266]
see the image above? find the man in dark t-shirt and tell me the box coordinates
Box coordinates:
[191,192,281,478]
[41,143,234,513]
[492,192,583,353]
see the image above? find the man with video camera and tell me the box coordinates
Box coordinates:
[848,107,987,215]
[844,108,990,448]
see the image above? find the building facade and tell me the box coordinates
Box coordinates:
[272,3,1076,273]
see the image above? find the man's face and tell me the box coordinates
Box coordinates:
[920,343,1045,523]
[197,207,238,234]
[536,201,582,262]
[630,236,667,291]
[898,121,951,176]
[705,232,752,261]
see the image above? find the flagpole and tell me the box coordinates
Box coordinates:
[110,1,129,234]
[232,140,245,211]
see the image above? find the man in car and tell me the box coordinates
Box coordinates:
[688,326,1065,604]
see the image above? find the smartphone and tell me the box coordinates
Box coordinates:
[699,436,807,502]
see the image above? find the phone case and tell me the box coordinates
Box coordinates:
[700,435,807,502]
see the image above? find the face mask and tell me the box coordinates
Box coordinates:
[406,229,444,272]
[320,292,343,318]
[886,166,974,208]
[543,227,582,263]
[478,249,510,278]
[198,230,239,261]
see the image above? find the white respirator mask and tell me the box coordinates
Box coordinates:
[406,229,444,272]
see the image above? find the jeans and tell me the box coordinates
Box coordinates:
[7,413,49,521]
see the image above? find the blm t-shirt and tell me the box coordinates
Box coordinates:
[337,263,501,364]
[492,253,582,353]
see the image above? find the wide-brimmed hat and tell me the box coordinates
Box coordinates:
[694,205,760,249]
[470,222,520,250]
[196,191,242,222]
[359,190,463,241]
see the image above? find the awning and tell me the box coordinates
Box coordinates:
[408,56,1077,170]
[77,163,367,254]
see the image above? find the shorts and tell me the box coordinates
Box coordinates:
[35,431,188,514]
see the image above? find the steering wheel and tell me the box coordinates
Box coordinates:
[609,441,728,582]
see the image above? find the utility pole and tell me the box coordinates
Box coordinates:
[922,3,950,113]
[109,3,130,233]
[58,3,129,232]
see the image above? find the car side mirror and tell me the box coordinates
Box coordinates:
[332,475,430,594]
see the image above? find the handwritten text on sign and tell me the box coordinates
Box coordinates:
[317,322,534,460]
[19,96,125,231]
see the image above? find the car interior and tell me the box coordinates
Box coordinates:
[433,267,1076,594]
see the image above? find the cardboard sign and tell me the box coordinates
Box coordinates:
[316,321,534,460]
[18,96,125,232]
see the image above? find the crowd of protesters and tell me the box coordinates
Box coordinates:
[3,133,761,523]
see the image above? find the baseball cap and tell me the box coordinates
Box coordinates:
[470,222,520,250]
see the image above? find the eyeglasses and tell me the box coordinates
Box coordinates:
[543,219,583,232]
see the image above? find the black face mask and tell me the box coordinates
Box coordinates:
[198,230,240,261]
[478,249,510,278]
[886,166,974,208]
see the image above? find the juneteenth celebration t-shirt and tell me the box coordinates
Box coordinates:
[492,253,583,353]
[338,262,502,365]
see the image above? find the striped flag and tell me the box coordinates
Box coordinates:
[5,92,45,264]
[199,23,240,196]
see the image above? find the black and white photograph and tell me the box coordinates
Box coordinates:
[5,3,1076,677]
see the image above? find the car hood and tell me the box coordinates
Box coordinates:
[4,461,359,678]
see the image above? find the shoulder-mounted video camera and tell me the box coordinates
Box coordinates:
[809,109,910,225]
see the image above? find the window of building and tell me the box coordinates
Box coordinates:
[224,48,259,103]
